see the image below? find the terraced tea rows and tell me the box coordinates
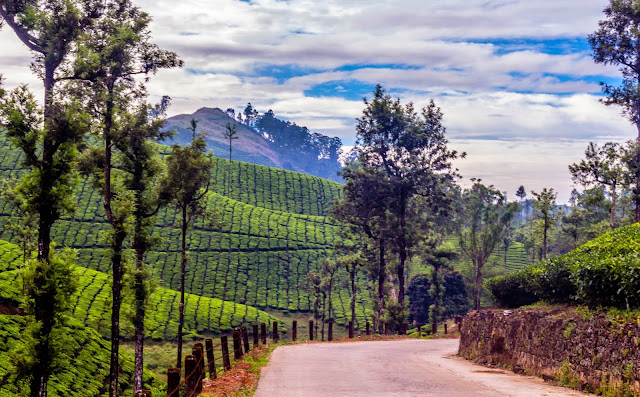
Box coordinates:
[0,315,161,396]
[0,133,372,329]
[0,239,279,339]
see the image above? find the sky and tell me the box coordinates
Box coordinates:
[0,0,635,203]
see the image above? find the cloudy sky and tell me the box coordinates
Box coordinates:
[0,0,634,202]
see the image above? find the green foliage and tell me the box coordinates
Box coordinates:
[486,223,640,310]
[0,315,161,397]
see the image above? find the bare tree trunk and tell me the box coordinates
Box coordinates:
[474,259,482,310]
[350,269,356,329]
[610,184,617,230]
[377,239,386,333]
[108,233,126,397]
[177,205,188,368]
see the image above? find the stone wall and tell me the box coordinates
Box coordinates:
[459,308,640,394]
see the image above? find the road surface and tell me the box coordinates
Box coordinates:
[254,339,592,397]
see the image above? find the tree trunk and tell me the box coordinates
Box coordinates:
[177,205,188,368]
[398,249,406,307]
[610,183,617,231]
[542,217,548,260]
[132,167,147,391]
[431,264,440,334]
[108,232,125,397]
[636,123,640,223]
[350,269,356,329]
[474,259,482,310]
[377,239,386,334]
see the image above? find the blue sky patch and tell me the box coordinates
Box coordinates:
[465,37,591,55]
[304,80,377,101]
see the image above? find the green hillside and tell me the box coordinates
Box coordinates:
[0,315,161,396]
[0,133,368,332]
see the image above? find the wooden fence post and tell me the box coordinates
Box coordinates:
[192,343,204,394]
[253,324,259,348]
[273,321,279,343]
[366,321,370,336]
[233,329,243,360]
[348,321,354,339]
[309,320,314,340]
[167,367,180,397]
[444,323,448,334]
[261,322,267,345]
[241,326,250,353]
[328,320,333,341]
[384,323,389,335]
[184,355,197,397]
[292,320,297,342]
[134,390,152,397]
[432,323,437,335]
[402,323,407,335]
[205,338,216,379]
[221,335,231,371]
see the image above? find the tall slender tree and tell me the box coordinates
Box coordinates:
[531,188,558,260]
[0,3,102,395]
[159,122,213,370]
[73,2,182,392]
[589,0,640,221]
[352,85,461,309]
[458,181,516,310]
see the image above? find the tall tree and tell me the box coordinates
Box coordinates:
[333,163,391,332]
[353,85,461,311]
[589,0,640,221]
[569,142,626,230]
[0,3,101,394]
[458,181,516,309]
[73,2,182,392]
[159,121,213,370]
[531,188,558,260]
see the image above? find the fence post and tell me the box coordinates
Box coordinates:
[261,322,267,345]
[253,324,259,348]
[402,323,407,335]
[384,323,389,335]
[134,390,152,397]
[241,326,250,353]
[192,343,204,394]
[417,323,421,337]
[432,323,437,335]
[292,320,297,342]
[444,323,448,334]
[348,321,354,339]
[309,320,314,340]
[167,367,180,397]
[366,321,370,336]
[273,321,279,343]
[184,355,197,397]
[328,320,333,341]
[233,329,243,360]
[205,338,216,379]
[221,335,231,371]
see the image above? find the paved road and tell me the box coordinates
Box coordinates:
[254,339,592,397]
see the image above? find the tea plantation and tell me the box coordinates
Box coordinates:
[0,133,371,333]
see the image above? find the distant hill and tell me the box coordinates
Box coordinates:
[164,107,283,169]
[163,107,343,182]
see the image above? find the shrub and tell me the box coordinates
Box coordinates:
[485,269,537,308]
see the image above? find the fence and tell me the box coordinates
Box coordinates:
[136,318,448,396]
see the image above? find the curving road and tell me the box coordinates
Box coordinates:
[254,339,592,397]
